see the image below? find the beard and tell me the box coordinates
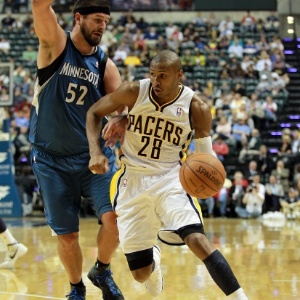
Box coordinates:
[80,24,102,47]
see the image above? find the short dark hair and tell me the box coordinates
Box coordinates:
[151,50,182,72]
[72,0,110,16]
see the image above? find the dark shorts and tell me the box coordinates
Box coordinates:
[31,147,116,235]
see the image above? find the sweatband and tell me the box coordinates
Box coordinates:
[73,6,110,16]
[194,136,215,156]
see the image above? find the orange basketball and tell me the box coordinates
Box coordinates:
[179,153,226,199]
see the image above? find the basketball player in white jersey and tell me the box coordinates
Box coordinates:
[86,50,248,299]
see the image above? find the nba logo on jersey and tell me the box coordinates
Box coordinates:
[96,61,99,68]
[176,107,183,117]
[123,179,128,187]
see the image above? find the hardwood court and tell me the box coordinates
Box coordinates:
[0,216,299,300]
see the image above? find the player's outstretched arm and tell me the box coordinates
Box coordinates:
[102,57,128,147]
[32,0,67,68]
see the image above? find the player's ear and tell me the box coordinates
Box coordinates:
[178,70,183,81]
[74,12,81,25]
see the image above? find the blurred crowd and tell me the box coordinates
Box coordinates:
[1,9,300,219]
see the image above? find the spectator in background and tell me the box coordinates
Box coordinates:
[218,16,234,36]
[193,11,206,27]
[243,160,259,184]
[0,38,10,55]
[167,26,183,51]
[271,160,290,195]
[265,11,280,29]
[241,55,255,72]
[194,48,206,66]
[256,50,272,72]
[280,188,300,219]
[22,45,38,62]
[264,174,284,213]
[165,22,177,39]
[112,43,129,63]
[213,115,232,139]
[240,11,256,32]
[261,94,278,124]
[231,116,251,151]
[255,74,272,95]
[291,129,300,155]
[212,134,229,162]
[278,133,292,157]
[248,93,265,130]
[144,26,160,48]
[214,178,232,217]
[230,92,247,116]
[180,49,197,72]
[239,128,263,163]
[136,17,148,31]
[228,38,244,59]
[255,34,270,53]
[269,36,284,56]
[1,12,15,27]
[206,52,219,67]
[237,182,264,218]
[243,39,257,56]
[270,72,286,96]
[227,171,248,218]
[256,145,274,183]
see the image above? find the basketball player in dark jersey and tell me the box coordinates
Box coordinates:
[29,0,125,299]
[86,50,248,299]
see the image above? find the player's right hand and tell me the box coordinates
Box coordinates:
[89,154,109,174]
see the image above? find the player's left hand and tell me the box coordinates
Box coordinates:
[102,115,128,148]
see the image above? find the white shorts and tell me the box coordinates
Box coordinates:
[110,164,204,254]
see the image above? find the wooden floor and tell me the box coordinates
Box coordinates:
[0,216,299,300]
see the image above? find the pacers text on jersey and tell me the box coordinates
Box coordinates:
[59,62,99,86]
[127,114,183,145]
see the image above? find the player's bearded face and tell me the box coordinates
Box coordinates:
[80,21,102,46]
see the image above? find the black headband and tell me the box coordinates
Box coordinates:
[73,6,110,16]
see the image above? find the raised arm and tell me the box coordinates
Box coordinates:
[32,0,66,68]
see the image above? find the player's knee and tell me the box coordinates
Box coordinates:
[101,211,119,233]
[57,232,79,249]
[184,232,215,260]
[125,248,153,282]
[131,268,151,283]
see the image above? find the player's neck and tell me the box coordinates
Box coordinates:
[150,84,183,105]
[70,32,97,55]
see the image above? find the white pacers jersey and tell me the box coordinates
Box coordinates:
[120,79,194,174]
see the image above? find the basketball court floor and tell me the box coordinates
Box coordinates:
[0,216,299,300]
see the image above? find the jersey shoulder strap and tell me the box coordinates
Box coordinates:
[98,51,108,96]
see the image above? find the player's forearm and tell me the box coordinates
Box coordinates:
[111,105,128,117]
[86,111,104,156]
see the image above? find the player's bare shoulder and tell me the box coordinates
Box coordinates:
[115,81,141,110]
[191,94,211,118]
[190,93,212,133]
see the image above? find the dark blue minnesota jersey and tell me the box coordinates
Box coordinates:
[29,32,109,156]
